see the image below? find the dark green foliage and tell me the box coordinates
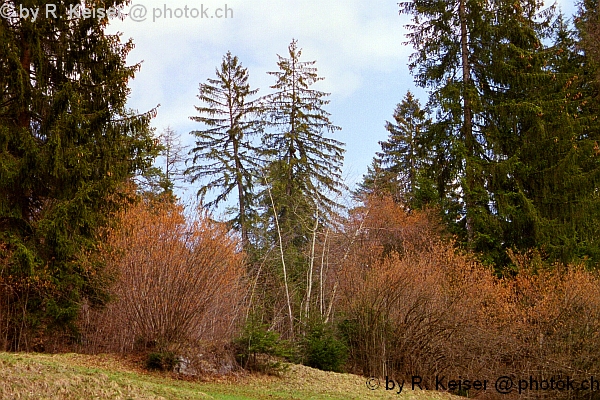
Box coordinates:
[478,6,600,267]
[356,91,434,208]
[354,160,392,201]
[378,92,426,203]
[0,1,158,349]
[300,323,347,372]
[251,40,346,338]
[397,0,600,269]
[234,317,293,373]
[146,351,179,371]
[260,39,345,242]
[399,0,493,247]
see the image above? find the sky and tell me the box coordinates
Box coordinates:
[106,0,579,205]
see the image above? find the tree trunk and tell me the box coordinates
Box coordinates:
[459,0,475,247]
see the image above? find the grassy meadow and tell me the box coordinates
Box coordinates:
[0,352,461,400]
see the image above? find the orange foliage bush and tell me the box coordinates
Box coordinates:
[77,198,246,359]
[505,263,600,382]
[337,195,600,399]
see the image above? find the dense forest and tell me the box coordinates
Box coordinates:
[1,1,600,399]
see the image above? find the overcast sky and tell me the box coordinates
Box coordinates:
[107,0,579,204]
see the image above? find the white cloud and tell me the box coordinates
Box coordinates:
[109,0,411,103]
[105,0,580,198]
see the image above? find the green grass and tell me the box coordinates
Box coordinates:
[0,352,461,399]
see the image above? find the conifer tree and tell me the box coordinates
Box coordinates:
[256,39,345,336]
[379,92,427,198]
[260,39,345,245]
[399,0,560,264]
[400,0,493,247]
[357,91,454,215]
[469,0,555,264]
[354,159,397,201]
[476,5,600,266]
[400,0,600,267]
[356,92,426,203]
[0,0,157,349]
[186,52,262,248]
[577,0,600,84]
[513,9,600,265]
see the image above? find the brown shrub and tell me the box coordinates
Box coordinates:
[504,262,600,384]
[339,237,503,385]
[76,199,247,362]
[337,195,600,399]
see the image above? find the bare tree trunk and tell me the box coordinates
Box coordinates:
[234,139,248,249]
[304,207,319,322]
[459,0,475,247]
[325,210,369,324]
[319,228,330,318]
[265,176,294,338]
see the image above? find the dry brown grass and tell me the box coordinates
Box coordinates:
[0,351,464,399]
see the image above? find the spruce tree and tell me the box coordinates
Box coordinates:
[354,159,398,201]
[380,92,426,198]
[260,39,345,243]
[257,39,345,335]
[468,0,554,265]
[401,0,600,268]
[518,9,600,265]
[357,91,454,215]
[0,1,157,349]
[399,0,575,266]
[478,5,600,266]
[186,52,262,248]
[400,0,493,247]
[377,91,430,205]
[577,0,600,84]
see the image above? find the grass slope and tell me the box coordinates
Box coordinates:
[0,352,461,399]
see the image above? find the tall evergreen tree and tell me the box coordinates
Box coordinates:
[401,0,600,267]
[260,39,345,243]
[0,1,157,349]
[400,0,492,246]
[356,91,433,205]
[256,39,345,336]
[468,0,555,264]
[379,92,427,200]
[399,0,568,265]
[186,52,261,249]
[477,4,600,266]
[577,0,600,83]
[354,158,398,201]
[521,9,600,264]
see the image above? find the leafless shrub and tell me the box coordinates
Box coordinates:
[338,195,600,399]
[76,199,246,363]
